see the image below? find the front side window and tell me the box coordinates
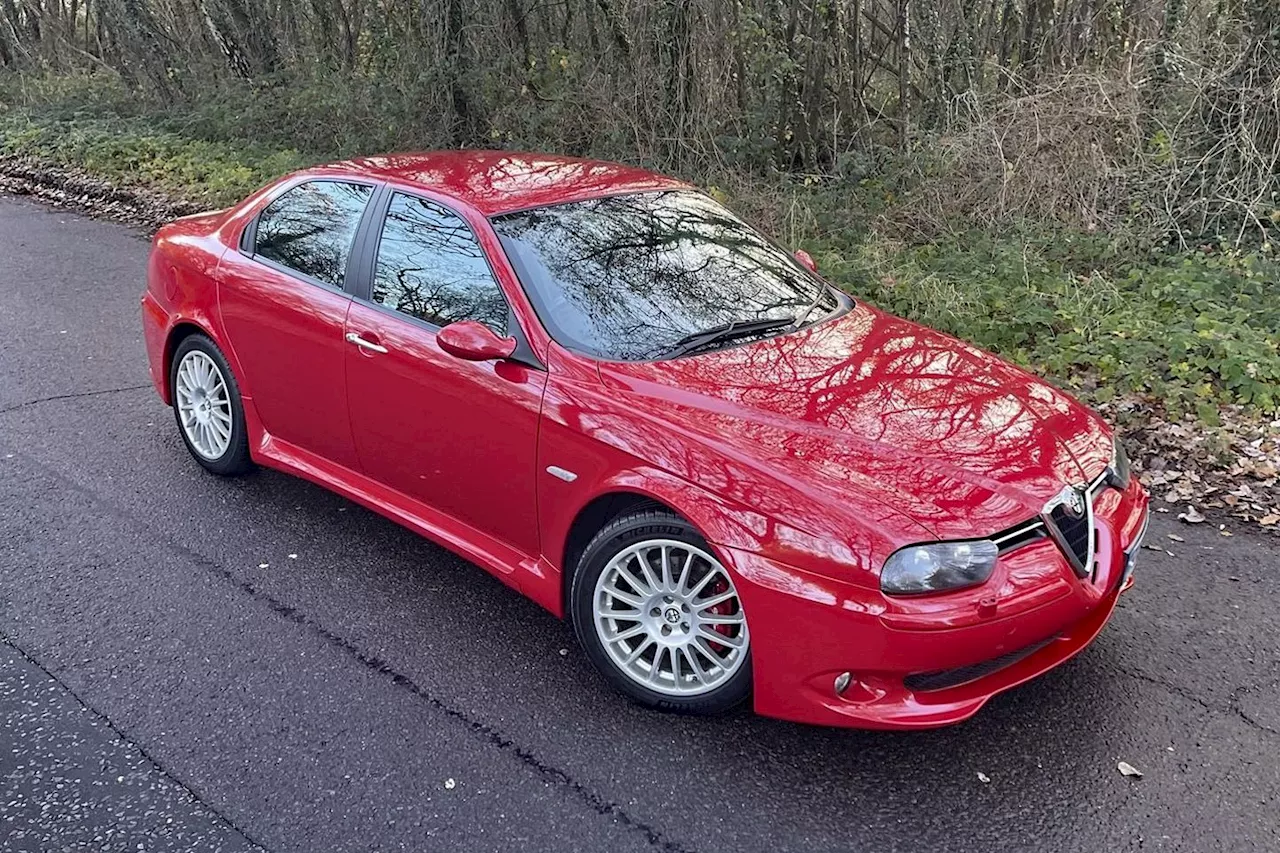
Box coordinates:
[254,180,372,287]
[491,190,842,361]
[371,193,508,333]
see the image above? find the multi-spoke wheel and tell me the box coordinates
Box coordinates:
[168,333,252,475]
[176,350,233,460]
[572,509,752,713]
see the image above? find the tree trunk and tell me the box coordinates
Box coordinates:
[897,0,911,150]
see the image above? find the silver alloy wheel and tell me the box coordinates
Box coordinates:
[174,350,233,460]
[593,539,749,697]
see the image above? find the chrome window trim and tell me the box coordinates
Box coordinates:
[991,519,1046,553]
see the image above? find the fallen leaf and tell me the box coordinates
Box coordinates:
[1260,514,1279,526]
[977,772,990,784]
[1220,529,1233,537]
[1178,506,1206,524]
[1117,761,1143,779]
[1168,534,1184,542]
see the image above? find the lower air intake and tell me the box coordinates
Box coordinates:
[903,636,1059,693]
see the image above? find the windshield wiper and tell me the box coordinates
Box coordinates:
[790,285,833,330]
[656,317,796,359]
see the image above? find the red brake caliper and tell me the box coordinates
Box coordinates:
[702,577,735,654]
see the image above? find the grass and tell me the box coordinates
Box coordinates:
[0,109,312,207]
[2,72,1277,425]
[811,231,1280,420]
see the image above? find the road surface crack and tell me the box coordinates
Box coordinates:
[0,631,271,852]
[0,384,152,416]
[1228,679,1280,738]
[7,450,699,853]
[1113,664,1218,712]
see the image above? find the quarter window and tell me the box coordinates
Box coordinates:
[371,193,507,333]
[254,180,372,288]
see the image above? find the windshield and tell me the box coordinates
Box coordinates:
[491,190,844,361]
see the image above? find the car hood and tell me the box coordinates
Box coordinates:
[598,303,1112,541]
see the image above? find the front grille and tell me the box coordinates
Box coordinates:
[1048,503,1093,569]
[1042,471,1109,578]
[903,636,1058,693]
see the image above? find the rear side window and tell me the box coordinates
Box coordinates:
[254,180,372,288]
[371,193,507,333]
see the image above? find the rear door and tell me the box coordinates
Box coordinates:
[219,179,377,469]
[343,190,546,555]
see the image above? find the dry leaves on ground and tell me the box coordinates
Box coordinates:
[1117,761,1143,779]
[1121,404,1280,534]
[0,155,198,230]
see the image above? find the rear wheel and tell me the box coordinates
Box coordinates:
[170,333,252,476]
[571,509,751,714]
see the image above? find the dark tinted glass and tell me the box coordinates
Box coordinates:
[372,193,507,333]
[492,190,839,360]
[254,181,372,287]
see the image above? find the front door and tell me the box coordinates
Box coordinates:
[219,179,375,469]
[344,191,546,556]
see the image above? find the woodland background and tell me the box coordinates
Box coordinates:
[0,0,1278,518]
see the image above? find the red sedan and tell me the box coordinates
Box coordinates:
[141,152,1150,729]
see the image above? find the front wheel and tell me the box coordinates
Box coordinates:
[169,333,252,476]
[571,509,752,714]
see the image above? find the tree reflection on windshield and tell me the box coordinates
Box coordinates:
[493,190,841,360]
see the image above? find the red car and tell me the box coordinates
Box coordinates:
[141,152,1150,729]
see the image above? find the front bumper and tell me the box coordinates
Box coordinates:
[724,479,1149,730]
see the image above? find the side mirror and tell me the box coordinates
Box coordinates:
[794,249,818,273]
[437,320,517,362]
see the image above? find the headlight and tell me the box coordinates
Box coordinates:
[1108,435,1131,489]
[880,540,999,595]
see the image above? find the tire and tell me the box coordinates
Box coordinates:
[169,333,252,476]
[570,508,752,714]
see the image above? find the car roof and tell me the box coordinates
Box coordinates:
[309,150,691,217]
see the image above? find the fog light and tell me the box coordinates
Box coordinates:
[834,671,853,695]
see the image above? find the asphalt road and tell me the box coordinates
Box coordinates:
[1,194,1277,853]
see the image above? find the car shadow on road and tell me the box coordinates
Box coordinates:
[206,466,1155,810]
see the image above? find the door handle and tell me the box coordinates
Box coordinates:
[345,332,388,354]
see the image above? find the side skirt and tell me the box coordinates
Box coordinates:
[246,418,563,617]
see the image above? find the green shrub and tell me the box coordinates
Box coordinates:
[812,231,1280,416]
[0,109,313,207]
[3,73,1276,422]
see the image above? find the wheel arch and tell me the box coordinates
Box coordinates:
[560,490,684,615]
[556,469,767,617]
[162,321,217,404]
